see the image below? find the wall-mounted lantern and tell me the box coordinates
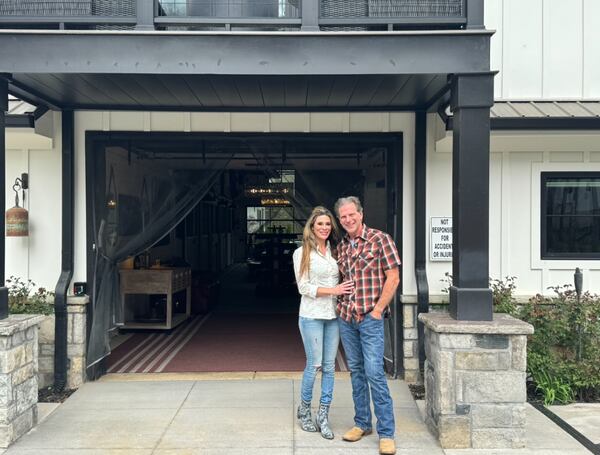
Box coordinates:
[6,173,29,237]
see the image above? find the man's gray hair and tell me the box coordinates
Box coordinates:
[334,196,363,216]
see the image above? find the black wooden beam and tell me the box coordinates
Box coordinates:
[447,116,600,131]
[0,30,492,76]
[449,73,494,321]
[6,114,34,128]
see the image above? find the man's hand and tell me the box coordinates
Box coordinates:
[370,308,383,320]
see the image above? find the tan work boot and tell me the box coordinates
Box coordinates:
[379,438,396,455]
[342,426,372,442]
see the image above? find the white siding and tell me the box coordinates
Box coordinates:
[432,122,600,296]
[5,118,61,291]
[583,0,600,98]
[486,0,599,100]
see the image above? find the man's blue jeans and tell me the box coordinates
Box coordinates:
[298,317,340,405]
[338,313,395,438]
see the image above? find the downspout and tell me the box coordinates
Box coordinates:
[54,110,74,391]
[415,110,429,373]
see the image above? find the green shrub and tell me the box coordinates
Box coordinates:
[440,273,518,314]
[6,276,54,315]
[440,273,600,404]
[518,285,600,404]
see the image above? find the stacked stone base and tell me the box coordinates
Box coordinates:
[0,315,45,447]
[38,295,88,389]
[419,313,533,449]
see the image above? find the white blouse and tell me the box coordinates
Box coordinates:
[292,243,339,320]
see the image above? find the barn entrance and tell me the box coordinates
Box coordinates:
[85,132,402,377]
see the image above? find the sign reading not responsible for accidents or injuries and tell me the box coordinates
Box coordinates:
[430,217,452,262]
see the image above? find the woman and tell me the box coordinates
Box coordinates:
[293,206,354,439]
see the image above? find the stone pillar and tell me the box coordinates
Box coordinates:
[0,314,45,447]
[37,295,88,390]
[66,295,88,389]
[419,312,533,449]
[402,302,420,383]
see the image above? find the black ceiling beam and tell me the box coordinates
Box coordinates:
[47,103,426,112]
[7,79,63,111]
[447,116,600,131]
[6,114,34,128]
[0,30,491,76]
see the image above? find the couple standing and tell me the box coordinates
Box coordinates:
[292,196,400,455]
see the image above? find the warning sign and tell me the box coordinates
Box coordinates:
[430,217,452,262]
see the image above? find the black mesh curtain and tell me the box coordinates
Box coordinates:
[87,144,233,369]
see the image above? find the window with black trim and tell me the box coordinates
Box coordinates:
[541,172,600,259]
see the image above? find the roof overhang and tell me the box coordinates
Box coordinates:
[0,29,492,112]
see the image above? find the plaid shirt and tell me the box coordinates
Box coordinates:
[336,225,401,322]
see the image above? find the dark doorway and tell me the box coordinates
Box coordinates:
[85,132,403,378]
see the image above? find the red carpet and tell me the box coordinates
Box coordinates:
[107,313,347,373]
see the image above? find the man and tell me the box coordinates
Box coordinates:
[334,196,400,455]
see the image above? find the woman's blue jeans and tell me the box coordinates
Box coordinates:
[338,313,395,438]
[298,316,340,405]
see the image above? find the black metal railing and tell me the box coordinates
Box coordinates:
[0,0,479,31]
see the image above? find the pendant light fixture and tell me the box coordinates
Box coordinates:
[6,173,29,237]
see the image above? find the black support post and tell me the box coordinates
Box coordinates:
[449,73,494,321]
[0,78,6,283]
[414,110,429,370]
[0,78,7,320]
[54,110,74,390]
[136,0,155,31]
[466,0,485,29]
[301,0,320,31]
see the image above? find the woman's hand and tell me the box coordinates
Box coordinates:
[333,280,354,295]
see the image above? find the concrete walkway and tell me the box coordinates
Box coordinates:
[1,374,593,454]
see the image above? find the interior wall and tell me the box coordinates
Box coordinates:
[430,113,600,297]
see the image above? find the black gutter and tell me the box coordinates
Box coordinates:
[0,80,7,319]
[530,402,600,455]
[53,110,74,391]
[447,116,600,131]
[414,110,429,372]
[6,114,34,128]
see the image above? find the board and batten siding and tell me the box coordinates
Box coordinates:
[5,116,61,291]
[431,114,600,296]
[486,0,600,100]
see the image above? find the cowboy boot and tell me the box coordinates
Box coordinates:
[297,400,317,432]
[315,403,334,440]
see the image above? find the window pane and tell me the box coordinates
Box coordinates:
[546,215,600,254]
[543,174,600,257]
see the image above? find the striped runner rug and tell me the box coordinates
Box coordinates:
[106,313,347,374]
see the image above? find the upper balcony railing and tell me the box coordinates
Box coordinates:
[0,0,484,31]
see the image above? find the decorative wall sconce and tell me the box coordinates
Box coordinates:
[6,173,29,237]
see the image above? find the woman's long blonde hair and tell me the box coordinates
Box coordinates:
[299,206,341,278]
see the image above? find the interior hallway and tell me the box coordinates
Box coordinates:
[107,263,347,374]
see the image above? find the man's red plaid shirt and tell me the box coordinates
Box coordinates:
[336,224,401,322]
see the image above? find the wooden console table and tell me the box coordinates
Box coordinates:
[119,267,192,330]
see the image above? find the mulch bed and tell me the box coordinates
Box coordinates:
[38,386,76,403]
